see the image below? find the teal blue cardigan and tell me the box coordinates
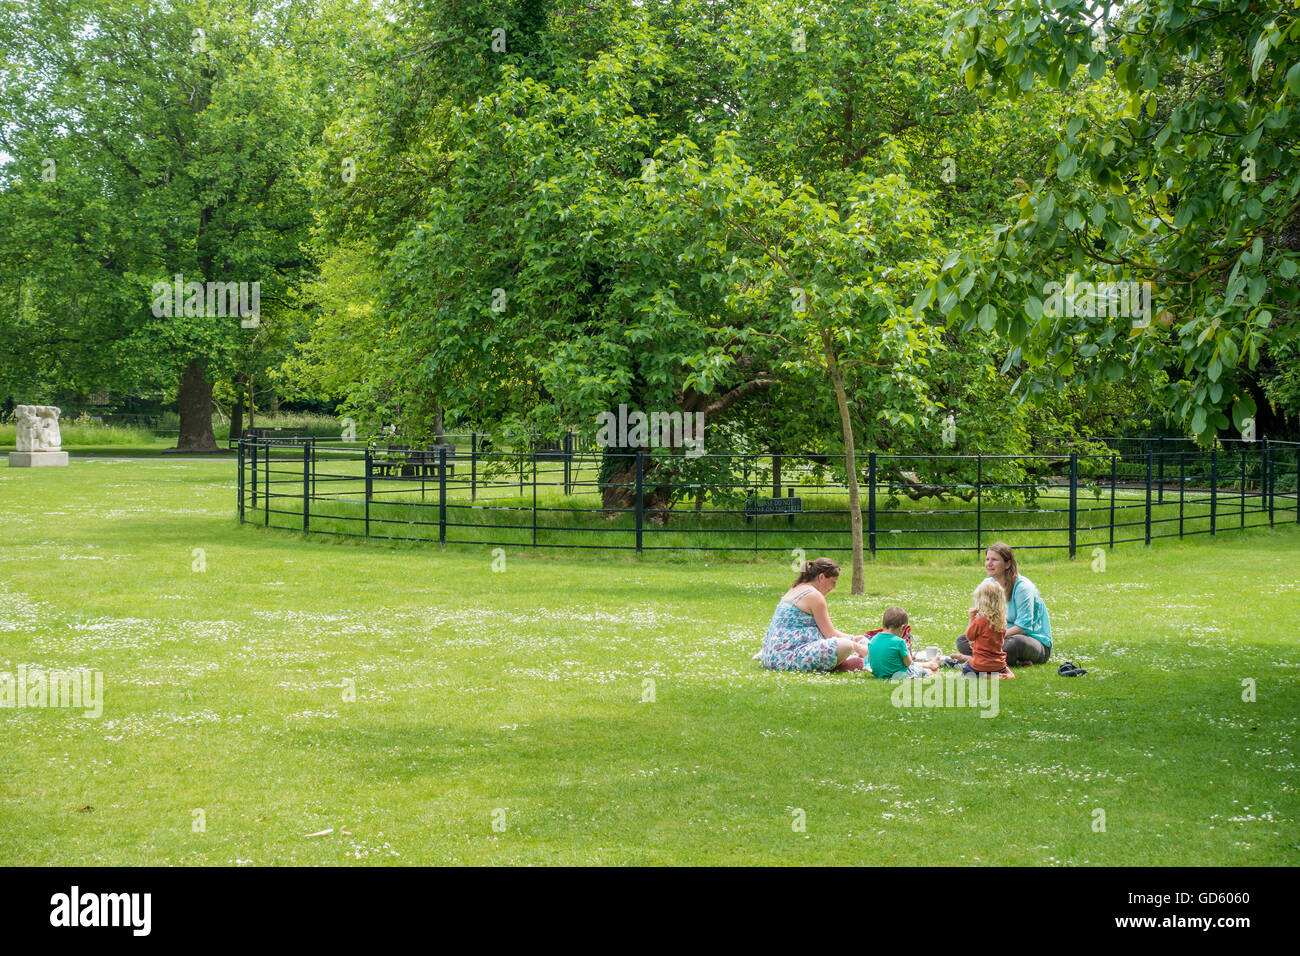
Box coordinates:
[984,574,1053,648]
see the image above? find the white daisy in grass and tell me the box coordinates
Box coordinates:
[287,709,341,720]
[0,585,51,631]
[99,708,229,742]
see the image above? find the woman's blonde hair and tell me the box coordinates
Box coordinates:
[973,579,1008,632]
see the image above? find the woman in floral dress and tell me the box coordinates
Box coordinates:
[761,558,869,672]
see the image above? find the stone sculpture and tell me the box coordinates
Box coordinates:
[9,405,68,466]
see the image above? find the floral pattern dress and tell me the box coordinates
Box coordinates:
[760,587,840,672]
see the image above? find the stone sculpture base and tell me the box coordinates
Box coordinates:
[8,451,69,467]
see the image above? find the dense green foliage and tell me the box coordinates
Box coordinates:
[0,0,368,445]
[304,0,1145,453]
[941,0,1300,441]
[3,0,1295,458]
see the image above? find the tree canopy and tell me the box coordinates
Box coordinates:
[2,0,1294,579]
[0,0,368,446]
[940,0,1299,441]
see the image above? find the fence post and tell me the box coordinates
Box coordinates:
[237,440,245,522]
[1144,450,1152,546]
[439,446,447,546]
[563,432,572,497]
[1179,452,1185,537]
[867,452,876,558]
[1266,439,1274,526]
[975,454,982,555]
[1210,444,1218,536]
[787,486,795,527]
[264,441,270,527]
[302,442,310,533]
[1069,452,1078,559]
[1295,447,1300,523]
[634,450,644,555]
[1241,445,1247,528]
[310,438,316,498]
[1157,437,1165,503]
[471,432,478,501]
[748,457,757,549]
[1109,453,1116,550]
[364,447,372,537]
[1257,439,1265,522]
[250,440,258,508]
[532,450,538,549]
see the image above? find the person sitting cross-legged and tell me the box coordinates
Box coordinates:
[949,579,1016,680]
[956,541,1052,667]
[760,558,869,672]
[868,606,940,680]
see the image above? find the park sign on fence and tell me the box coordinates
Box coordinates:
[745,496,803,516]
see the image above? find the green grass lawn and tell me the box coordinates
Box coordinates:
[2,458,1298,865]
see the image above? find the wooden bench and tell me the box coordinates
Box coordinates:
[371,441,406,477]
[372,442,456,479]
[414,443,456,479]
[246,427,311,442]
[532,440,568,460]
[103,413,159,427]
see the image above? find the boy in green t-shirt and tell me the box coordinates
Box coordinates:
[868,606,940,679]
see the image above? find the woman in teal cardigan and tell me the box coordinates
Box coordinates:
[956,541,1053,666]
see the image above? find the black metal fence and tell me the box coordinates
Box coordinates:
[236,436,1300,557]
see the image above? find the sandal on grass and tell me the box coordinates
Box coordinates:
[1057,661,1087,677]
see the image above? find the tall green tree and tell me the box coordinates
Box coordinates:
[290,0,1148,585]
[0,0,363,447]
[307,0,1074,435]
[940,0,1300,442]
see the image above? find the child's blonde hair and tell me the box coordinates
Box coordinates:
[973,579,1007,632]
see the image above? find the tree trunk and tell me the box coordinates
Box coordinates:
[823,332,864,594]
[599,381,778,517]
[600,453,674,521]
[247,376,255,430]
[229,397,244,443]
[175,358,219,451]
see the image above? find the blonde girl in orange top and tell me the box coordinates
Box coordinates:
[951,579,1015,679]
